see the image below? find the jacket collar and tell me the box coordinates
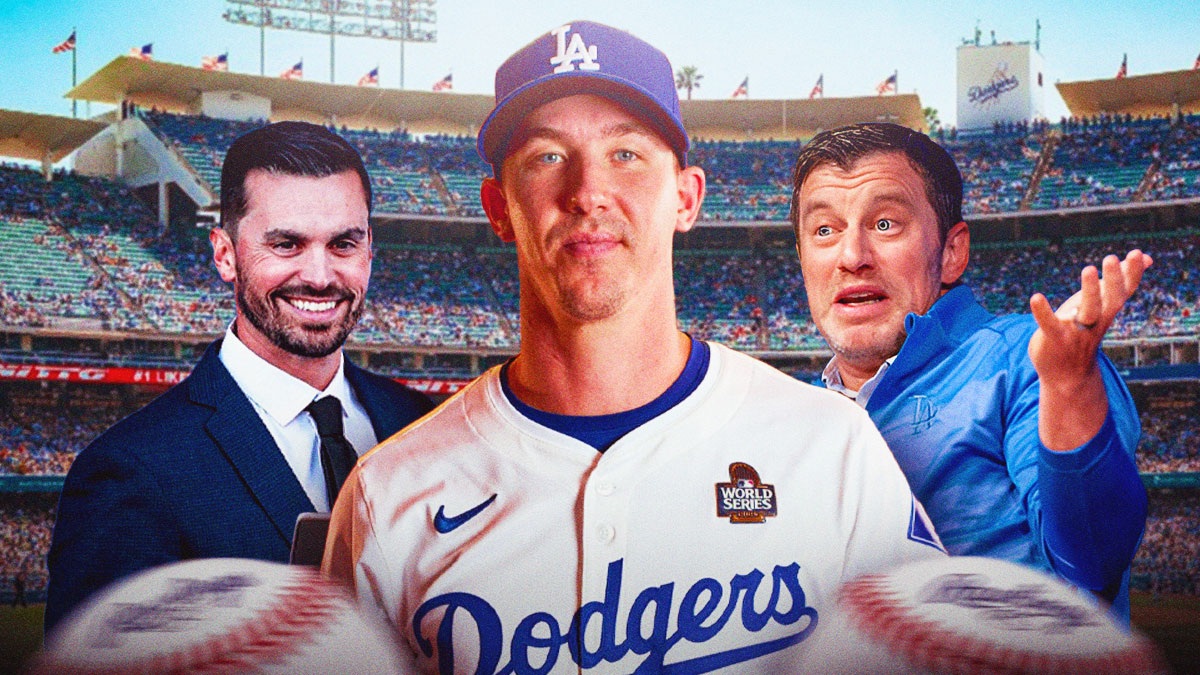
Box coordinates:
[187,340,316,543]
[867,285,993,411]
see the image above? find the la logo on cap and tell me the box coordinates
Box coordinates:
[550,24,600,73]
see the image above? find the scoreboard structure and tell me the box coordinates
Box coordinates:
[956,41,1046,130]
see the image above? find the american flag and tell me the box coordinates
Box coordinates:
[730,76,749,99]
[1194,51,1200,70]
[1116,54,1128,79]
[809,74,824,99]
[129,43,153,61]
[281,60,303,80]
[358,66,379,87]
[876,71,897,95]
[432,73,453,91]
[201,53,228,72]
[52,31,76,54]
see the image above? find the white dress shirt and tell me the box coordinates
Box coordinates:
[820,355,894,409]
[219,326,378,511]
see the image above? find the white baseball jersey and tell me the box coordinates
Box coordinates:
[324,343,944,674]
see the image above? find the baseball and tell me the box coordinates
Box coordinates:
[33,558,403,675]
[800,556,1168,675]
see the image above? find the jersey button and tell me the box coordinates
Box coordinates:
[596,482,615,496]
[597,524,615,543]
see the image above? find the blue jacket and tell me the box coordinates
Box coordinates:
[45,340,434,633]
[863,286,1145,619]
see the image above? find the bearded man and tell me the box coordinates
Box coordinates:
[46,122,432,632]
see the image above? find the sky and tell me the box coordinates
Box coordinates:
[1,0,1198,127]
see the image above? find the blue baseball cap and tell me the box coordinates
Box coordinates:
[478,21,689,169]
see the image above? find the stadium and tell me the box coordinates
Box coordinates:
[2,4,1199,672]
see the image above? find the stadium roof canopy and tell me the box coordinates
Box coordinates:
[68,56,494,135]
[684,94,924,140]
[69,56,926,140]
[0,110,106,166]
[1056,68,1200,118]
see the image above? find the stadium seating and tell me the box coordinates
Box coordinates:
[689,140,797,221]
[1033,116,1169,210]
[1131,491,1200,596]
[0,383,152,476]
[4,108,1200,605]
[368,245,514,348]
[941,125,1042,215]
[1146,113,1200,201]
[424,134,492,217]
[1134,383,1200,474]
[135,110,1200,221]
[0,494,55,604]
[3,153,1197,350]
[3,377,1196,600]
[140,111,479,217]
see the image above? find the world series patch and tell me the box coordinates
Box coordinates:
[715,462,777,523]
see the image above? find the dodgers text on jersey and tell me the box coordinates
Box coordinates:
[411,558,819,674]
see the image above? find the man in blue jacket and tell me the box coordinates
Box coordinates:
[789,122,1150,620]
[46,122,433,632]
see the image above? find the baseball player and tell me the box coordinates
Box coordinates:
[324,21,944,673]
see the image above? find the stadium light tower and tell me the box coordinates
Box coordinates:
[223,0,436,87]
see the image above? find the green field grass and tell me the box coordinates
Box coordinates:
[0,604,42,675]
[1132,591,1200,674]
[1,593,1197,673]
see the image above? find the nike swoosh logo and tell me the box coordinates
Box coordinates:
[433,494,497,534]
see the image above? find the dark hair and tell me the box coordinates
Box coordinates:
[789,123,962,243]
[219,121,372,237]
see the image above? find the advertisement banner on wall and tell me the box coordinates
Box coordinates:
[0,362,470,395]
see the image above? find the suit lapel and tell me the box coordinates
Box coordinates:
[346,361,403,442]
[190,342,315,546]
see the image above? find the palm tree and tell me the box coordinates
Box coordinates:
[922,106,942,133]
[675,66,703,100]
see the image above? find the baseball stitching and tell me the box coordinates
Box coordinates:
[839,574,1167,675]
[35,572,346,675]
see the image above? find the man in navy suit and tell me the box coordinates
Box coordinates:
[45,122,433,632]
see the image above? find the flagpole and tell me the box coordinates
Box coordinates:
[259,0,265,76]
[71,27,77,118]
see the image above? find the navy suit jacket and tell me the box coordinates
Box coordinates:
[45,340,434,632]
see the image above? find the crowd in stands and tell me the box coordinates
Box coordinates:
[133,109,1200,222]
[964,231,1200,340]
[0,494,55,604]
[1132,382,1200,474]
[0,380,1196,603]
[689,140,796,222]
[941,126,1041,215]
[4,155,1199,352]
[6,109,1200,610]
[0,165,151,330]
[4,377,1195,479]
[422,134,492,217]
[142,111,485,217]
[46,107,1200,227]
[1131,491,1200,596]
[367,245,513,348]
[1035,114,1172,210]
[141,110,259,189]
[674,249,767,349]
[5,110,1200,355]
[0,384,154,475]
[1147,113,1200,201]
[5,393,1198,600]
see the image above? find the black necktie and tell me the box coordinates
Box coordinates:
[306,396,357,510]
